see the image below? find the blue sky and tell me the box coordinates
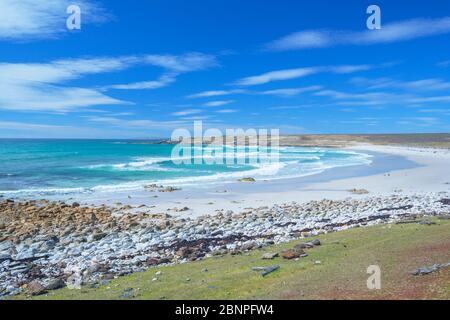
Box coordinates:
[0,0,450,138]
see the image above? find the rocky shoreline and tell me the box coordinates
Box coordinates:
[1,192,450,297]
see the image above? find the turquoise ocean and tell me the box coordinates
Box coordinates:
[0,139,372,198]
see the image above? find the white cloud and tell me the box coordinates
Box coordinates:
[171,109,202,116]
[187,89,245,99]
[0,0,111,40]
[216,109,238,113]
[267,17,450,51]
[203,100,234,107]
[102,53,217,90]
[419,108,450,115]
[233,65,373,86]
[0,53,216,111]
[351,77,450,91]
[314,88,450,108]
[259,86,322,97]
[409,95,450,103]
[104,74,176,90]
[234,67,319,86]
[314,89,412,106]
[0,57,134,111]
[143,53,218,72]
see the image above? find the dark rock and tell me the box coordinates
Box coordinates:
[379,205,413,212]
[159,186,181,193]
[418,220,436,225]
[102,273,116,280]
[282,249,300,260]
[294,239,320,251]
[293,243,309,250]
[348,188,369,195]
[145,258,159,266]
[176,246,193,257]
[92,232,107,241]
[412,263,450,276]
[238,177,256,182]
[438,199,450,206]
[241,241,258,251]
[45,278,66,291]
[252,265,280,277]
[26,280,47,296]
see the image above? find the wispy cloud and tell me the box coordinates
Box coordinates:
[409,95,450,103]
[0,0,111,40]
[233,65,373,86]
[187,89,245,99]
[143,53,218,73]
[216,109,238,113]
[314,89,411,106]
[103,74,176,90]
[266,17,450,51]
[0,53,217,112]
[0,57,133,112]
[350,77,450,91]
[419,108,450,115]
[203,100,235,107]
[259,86,322,97]
[437,60,450,68]
[102,53,217,91]
[314,88,450,108]
[171,109,202,116]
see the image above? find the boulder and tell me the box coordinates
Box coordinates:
[281,249,300,260]
[349,188,369,195]
[26,280,47,296]
[238,177,256,182]
[45,278,66,291]
[262,252,279,260]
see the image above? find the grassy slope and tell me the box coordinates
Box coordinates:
[21,219,450,300]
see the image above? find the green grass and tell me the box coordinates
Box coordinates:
[17,219,450,300]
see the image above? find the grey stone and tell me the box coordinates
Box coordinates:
[261,252,279,260]
[46,278,66,290]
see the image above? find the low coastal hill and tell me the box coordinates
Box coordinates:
[278,133,450,148]
[132,133,450,148]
